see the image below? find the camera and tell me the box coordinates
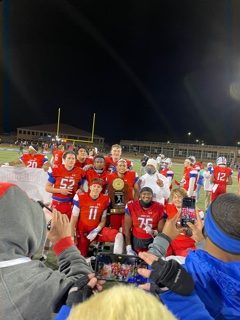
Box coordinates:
[95,253,148,284]
[180,197,196,227]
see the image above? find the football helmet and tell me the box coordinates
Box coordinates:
[162,157,172,168]
[216,156,227,166]
[188,156,196,165]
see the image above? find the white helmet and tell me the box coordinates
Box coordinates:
[162,157,172,168]
[216,156,227,166]
[207,162,213,168]
[188,155,196,165]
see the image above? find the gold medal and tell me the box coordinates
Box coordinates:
[112,178,124,191]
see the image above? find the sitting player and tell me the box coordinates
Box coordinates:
[124,187,164,255]
[70,178,123,257]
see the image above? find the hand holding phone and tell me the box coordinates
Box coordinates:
[180,197,196,228]
[95,253,148,284]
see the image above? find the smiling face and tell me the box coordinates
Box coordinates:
[94,157,105,170]
[77,148,88,161]
[172,192,183,209]
[89,183,103,198]
[140,191,153,204]
[111,146,122,161]
[116,160,127,174]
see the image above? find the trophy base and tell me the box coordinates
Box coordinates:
[110,208,125,214]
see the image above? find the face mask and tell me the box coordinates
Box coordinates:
[94,168,104,174]
[146,167,156,175]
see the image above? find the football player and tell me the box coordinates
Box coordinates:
[45,151,85,219]
[70,178,123,257]
[210,156,233,202]
[124,187,164,255]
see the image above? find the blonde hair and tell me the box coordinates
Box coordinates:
[111,144,122,150]
[170,187,187,201]
[68,285,176,320]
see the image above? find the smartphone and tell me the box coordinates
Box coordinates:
[95,253,148,284]
[180,197,196,227]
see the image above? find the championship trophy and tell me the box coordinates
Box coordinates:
[108,178,129,214]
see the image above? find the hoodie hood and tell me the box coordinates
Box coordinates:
[0,183,46,261]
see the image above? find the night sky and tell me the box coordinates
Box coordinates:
[3,0,240,145]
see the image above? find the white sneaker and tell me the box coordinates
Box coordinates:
[113,233,124,254]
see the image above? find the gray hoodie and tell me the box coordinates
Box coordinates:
[0,183,92,320]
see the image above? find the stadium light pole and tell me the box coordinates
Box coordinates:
[56,107,61,140]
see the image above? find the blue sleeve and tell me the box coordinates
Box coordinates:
[54,305,71,320]
[48,171,56,184]
[160,290,214,320]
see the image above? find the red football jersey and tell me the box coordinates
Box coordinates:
[212,166,232,187]
[47,165,85,201]
[52,150,64,167]
[182,167,198,192]
[107,171,138,200]
[73,192,110,232]
[75,158,93,169]
[126,200,164,239]
[104,156,132,173]
[85,168,109,192]
[20,153,48,168]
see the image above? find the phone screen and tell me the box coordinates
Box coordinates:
[95,253,148,284]
[180,197,196,227]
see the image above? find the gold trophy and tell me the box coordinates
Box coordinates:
[108,178,129,214]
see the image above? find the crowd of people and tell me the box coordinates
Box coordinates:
[0,142,240,319]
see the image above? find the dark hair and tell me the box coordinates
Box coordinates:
[63,151,76,159]
[78,146,88,153]
[211,193,240,239]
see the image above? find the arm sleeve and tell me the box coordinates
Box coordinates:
[72,194,80,217]
[160,290,214,320]
[57,245,93,278]
[148,233,171,258]
[159,175,170,199]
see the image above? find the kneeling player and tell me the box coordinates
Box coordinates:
[70,178,123,257]
[124,187,164,255]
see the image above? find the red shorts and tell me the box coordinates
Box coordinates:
[51,200,73,220]
[76,227,119,257]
